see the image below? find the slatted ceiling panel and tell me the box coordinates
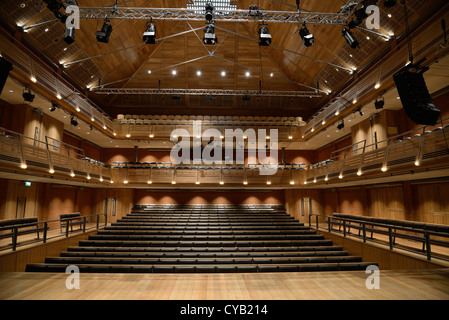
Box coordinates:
[0,0,41,27]
[66,52,106,87]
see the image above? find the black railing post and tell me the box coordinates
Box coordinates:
[83,216,86,233]
[328,217,331,232]
[308,214,311,227]
[96,214,100,229]
[104,212,108,226]
[343,220,346,237]
[66,219,69,237]
[388,227,393,250]
[425,232,431,261]
[316,215,319,229]
[12,227,18,251]
[43,222,47,244]
[362,223,366,243]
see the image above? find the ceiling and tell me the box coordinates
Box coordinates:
[0,0,448,152]
[0,0,438,119]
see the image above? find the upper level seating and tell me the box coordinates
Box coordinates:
[26,205,376,274]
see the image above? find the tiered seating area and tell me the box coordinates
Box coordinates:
[26,205,376,273]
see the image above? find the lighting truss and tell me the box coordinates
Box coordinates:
[77,1,362,25]
[92,88,323,98]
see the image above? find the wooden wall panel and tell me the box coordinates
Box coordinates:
[92,188,134,224]
[284,189,324,223]
[369,186,405,220]
[414,183,449,225]
[134,190,284,207]
[3,180,39,220]
[22,104,63,145]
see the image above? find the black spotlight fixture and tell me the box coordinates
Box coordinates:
[343,28,359,48]
[258,24,272,46]
[70,115,78,127]
[337,120,345,131]
[203,23,218,45]
[49,101,57,112]
[375,97,385,110]
[205,2,214,22]
[43,0,67,23]
[64,27,75,44]
[299,23,314,47]
[143,21,156,44]
[356,106,364,116]
[96,19,113,43]
[22,88,35,102]
[383,0,397,8]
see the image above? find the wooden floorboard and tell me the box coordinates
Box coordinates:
[1,269,449,300]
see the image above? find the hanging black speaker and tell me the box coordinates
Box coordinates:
[0,56,12,95]
[393,63,440,125]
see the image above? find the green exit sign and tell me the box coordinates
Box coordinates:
[25,181,31,187]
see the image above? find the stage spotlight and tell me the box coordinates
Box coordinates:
[49,101,57,112]
[205,2,214,22]
[143,22,156,44]
[64,27,75,44]
[337,120,345,130]
[299,23,314,47]
[203,24,218,45]
[22,89,35,102]
[375,97,385,110]
[383,0,397,8]
[258,25,272,46]
[356,107,364,116]
[343,28,359,48]
[96,19,113,43]
[70,116,78,127]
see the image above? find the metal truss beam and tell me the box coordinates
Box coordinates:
[92,88,324,98]
[78,1,361,25]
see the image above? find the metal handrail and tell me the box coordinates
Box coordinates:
[308,213,449,262]
[0,213,108,252]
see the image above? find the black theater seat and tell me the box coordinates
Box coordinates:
[26,205,377,274]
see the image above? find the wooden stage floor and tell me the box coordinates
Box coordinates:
[1,269,449,300]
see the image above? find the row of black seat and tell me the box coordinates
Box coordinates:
[26,262,374,273]
[26,205,377,273]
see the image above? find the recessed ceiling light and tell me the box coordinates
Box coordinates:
[388,14,392,18]
[8,90,13,93]
[245,71,250,77]
[172,70,177,75]
[45,28,49,32]
[366,36,370,40]
[197,70,202,76]
[270,73,274,77]
[63,48,67,51]
[221,71,226,76]
[147,70,151,74]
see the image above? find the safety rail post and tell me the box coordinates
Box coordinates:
[44,136,54,174]
[415,127,426,166]
[66,218,70,237]
[362,223,367,243]
[381,139,392,172]
[17,135,27,168]
[339,148,348,179]
[357,140,367,176]
[96,214,100,229]
[104,212,108,226]
[12,227,18,251]
[425,232,431,261]
[43,222,48,243]
[388,227,393,250]
[308,214,311,227]
[83,216,87,233]
[328,217,331,232]
[343,220,346,237]
[316,215,319,229]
